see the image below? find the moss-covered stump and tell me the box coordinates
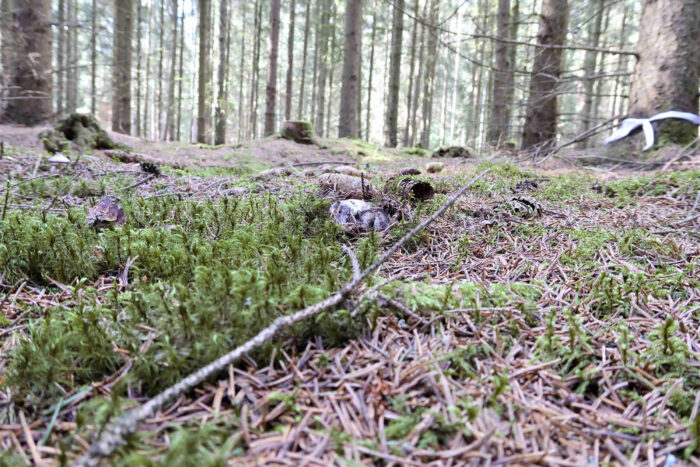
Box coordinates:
[431,146,473,158]
[280,120,315,144]
[39,130,71,154]
[54,113,120,152]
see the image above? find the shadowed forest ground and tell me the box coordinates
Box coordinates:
[1,126,699,466]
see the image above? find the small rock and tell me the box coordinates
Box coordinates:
[48,154,71,164]
[426,162,444,173]
[326,165,362,177]
[392,167,421,177]
[431,146,473,158]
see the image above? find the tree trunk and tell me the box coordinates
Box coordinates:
[144,1,152,137]
[338,0,362,138]
[248,0,262,140]
[164,0,178,140]
[157,0,165,138]
[503,0,519,141]
[56,0,66,116]
[237,2,247,141]
[410,1,426,147]
[628,0,700,145]
[486,0,511,146]
[4,0,53,125]
[315,0,330,137]
[325,4,337,135]
[610,2,629,120]
[215,0,231,144]
[197,0,212,143]
[520,0,568,151]
[135,0,143,135]
[284,0,296,120]
[264,0,281,136]
[419,0,439,149]
[448,8,462,144]
[65,0,77,114]
[384,0,403,147]
[310,0,321,124]
[364,4,377,142]
[297,0,311,120]
[176,0,185,141]
[403,0,419,146]
[576,0,604,148]
[113,0,133,134]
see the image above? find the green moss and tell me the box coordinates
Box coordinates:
[656,119,698,146]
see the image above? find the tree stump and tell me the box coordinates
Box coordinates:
[280,120,315,144]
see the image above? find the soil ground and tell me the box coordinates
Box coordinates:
[1,125,699,466]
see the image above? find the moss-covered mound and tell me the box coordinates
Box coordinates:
[40,113,123,153]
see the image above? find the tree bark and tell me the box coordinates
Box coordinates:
[338,0,362,138]
[403,0,419,146]
[521,0,568,151]
[365,4,377,141]
[248,0,262,139]
[284,0,296,120]
[113,0,133,134]
[486,0,511,146]
[56,0,66,116]
[576,0,604,148]
[503,0,519,140]
[419,0,439,149]
[215,0,231,144]
[297,0,311,120]
[197,0,212,143]
[325,5,337,135]
[315,0,330,137]
[165,0,179,141]
[4,0,53,125]
[627,0,700,144]
[264,0,281,136]
[384,0,403,147]
[157,0,165,138]
[65,0,77,114]
[176,0,185,141]
[134,0,142,134]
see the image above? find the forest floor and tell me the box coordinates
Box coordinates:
[1,124,699,466]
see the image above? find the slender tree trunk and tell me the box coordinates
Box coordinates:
[237,2,247,141]
[215,0,231,143]
[576,0,604,148]
[410,2,426,147]
[297,0,311,120]
[135,0,143,135]
[448,8,462,144]
[264,0,281,136]
[628,0,700,145]
[57,0,66,116]
[144,2,152,137]
[419,0,439,149]
[521,0,569,151]
[248,0,262,139]
[486,0,511,146]
[157,0,165,138]
[338,0,362,138]
[364,5,377,141]
[310,0,321,124]
[610,2,629,120]
[383,0,403,147]
[325,4,337,135]
[4,0,53,125]
[315,0,330,137]
[176,0,185,141]
[197,0,212,143]
[284,0,297,120]
[403,0,419,146]
[113,0,133,134]
[163,0,178,140]
[65,0,77,114]
[503,0,519,141]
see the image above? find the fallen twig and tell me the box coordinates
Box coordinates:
[75,169,490,466]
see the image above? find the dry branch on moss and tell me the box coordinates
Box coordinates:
[75,169,491,466]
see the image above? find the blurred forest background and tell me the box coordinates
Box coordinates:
[0,0,698,154]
